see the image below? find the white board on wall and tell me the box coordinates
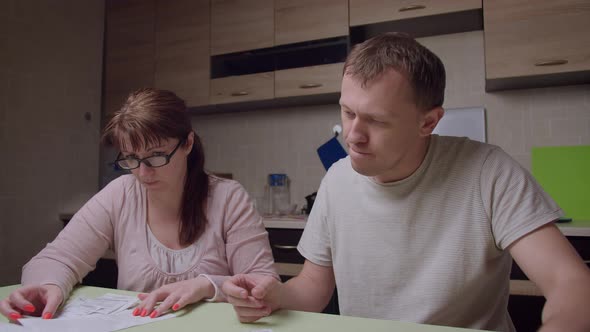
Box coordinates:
[433,107,486,143]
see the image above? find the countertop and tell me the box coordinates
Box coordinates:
[0,285,483,331]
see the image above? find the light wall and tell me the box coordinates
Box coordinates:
[0,1,104,285]
[193,31,590,209]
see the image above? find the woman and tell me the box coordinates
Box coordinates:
[0,88,278,320]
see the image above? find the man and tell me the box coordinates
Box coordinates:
[222,33,590,331]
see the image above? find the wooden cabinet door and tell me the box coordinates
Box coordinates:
[484,0,590,83]
[210,72,274,104]
[349,0,481,26]
[211,0,274,55]
[275,0,348,46]
[104,0,155,118]
[155,0,210,107]
[275,63,343,98]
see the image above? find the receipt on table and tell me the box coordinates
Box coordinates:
[15,293,175,332]
[55,293,139,318]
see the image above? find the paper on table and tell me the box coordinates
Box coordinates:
[18,310,174,332]
[56,293,139,318]
[0,322,28,331]
[16,293,175,332]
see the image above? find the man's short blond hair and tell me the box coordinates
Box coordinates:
[343,32,446,111]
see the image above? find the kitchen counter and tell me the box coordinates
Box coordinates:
[263,215,307,229]
[556,220,590,237]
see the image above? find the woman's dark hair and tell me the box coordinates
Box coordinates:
[102,88,208,246]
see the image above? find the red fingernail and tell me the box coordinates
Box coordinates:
[23,305,35,312]
[42,312,53,320]
[149,311,157,318]
[9,312,22,320]
[140,309,147,317]
[172,304,180,311]
[132,308,140,316]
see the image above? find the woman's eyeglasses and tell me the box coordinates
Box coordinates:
[114,140,183,170]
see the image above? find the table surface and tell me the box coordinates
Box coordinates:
[0,285,483,332]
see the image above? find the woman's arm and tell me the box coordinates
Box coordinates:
[21,177,123,304]
[204,182,279,302]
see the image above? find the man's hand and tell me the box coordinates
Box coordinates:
[0,284,63,320]
[134,276,215,318]
[222,274,281,323]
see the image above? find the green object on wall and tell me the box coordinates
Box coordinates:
[531,145,590,220]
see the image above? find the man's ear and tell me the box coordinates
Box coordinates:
[419,107,444,137]
[184,131,195,156]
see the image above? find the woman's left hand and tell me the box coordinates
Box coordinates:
[133,276,215,318]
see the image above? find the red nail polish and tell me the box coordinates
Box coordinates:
[140,309,147,317]
[9,312,22,320]
[149,311,157,318]
[42,312,53,320]
[132,308,140,316]
[23,305,35,313]
[172,304,180,311]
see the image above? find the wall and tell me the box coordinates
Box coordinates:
[0,1,104,285]
[192,31,590,209]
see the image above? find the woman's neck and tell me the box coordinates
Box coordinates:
[147,181,185,224]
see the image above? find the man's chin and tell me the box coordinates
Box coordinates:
[349,159,376,177]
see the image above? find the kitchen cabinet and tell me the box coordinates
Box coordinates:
[275,63,344,98]
[275,0,348,46]
[349,0,481,27]
[103,0,156,119]
[484,0,590,91]
[154,0,210,107]
[210,0,274,56]
[210,72,275,104]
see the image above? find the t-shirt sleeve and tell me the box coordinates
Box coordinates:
[21,177,121,302]
[297,177,333,267]
[203,182,278,302]
[480,147,563,250]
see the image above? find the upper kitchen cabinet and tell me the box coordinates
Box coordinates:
[274,0,348,46]
[349,0,482,41]
[155,0,210,106]
[104,0,155,118]
[484,0,590,91]
[275,63,344,98]
[210,0,274,55]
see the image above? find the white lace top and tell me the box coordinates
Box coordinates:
[146,225,200,274]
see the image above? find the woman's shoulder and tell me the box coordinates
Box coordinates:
[207,174,244,197]
[99,174,141,201]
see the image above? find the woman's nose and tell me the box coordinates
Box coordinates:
[138,162,153,176]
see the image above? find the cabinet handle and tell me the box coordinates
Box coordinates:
[273,244,298,250]
[534,59,568,67]
[399,4,426,12]
[299,83,323,89]
[231,91,249,97]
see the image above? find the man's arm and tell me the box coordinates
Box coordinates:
[223,260,336,322]
[509,223,590,332]
[281,260,336,312]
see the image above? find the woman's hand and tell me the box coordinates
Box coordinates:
[133,276,215,318]
[0,284,63,320]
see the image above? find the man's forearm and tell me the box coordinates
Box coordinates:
[540,274,590,332]
[278,261,336,312]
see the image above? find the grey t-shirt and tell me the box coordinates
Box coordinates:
[298,135,562,331]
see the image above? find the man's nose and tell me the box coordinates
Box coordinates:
[346,118,367,144]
